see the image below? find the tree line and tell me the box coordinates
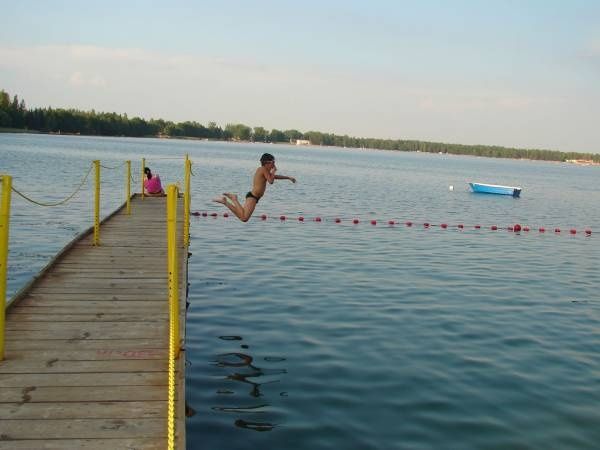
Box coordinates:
[1,89,598,163]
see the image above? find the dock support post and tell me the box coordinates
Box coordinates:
[141,158,145,200]
[0,175,12,361]
[93,160,100,246]
[126,160,131,215]
[166,183,179,449]
[184,156,191,247]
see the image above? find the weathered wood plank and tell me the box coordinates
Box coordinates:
[4,339,165,351]
[3,349,167,361]
[0,401,167,419]
[0,386,167,403]
[0,359,168,374]
[6,314,168,323]
[0,438,167,450]
[0,372,167,387]
[0,418,166,439]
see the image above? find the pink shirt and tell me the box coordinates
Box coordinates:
[144,175,162,194]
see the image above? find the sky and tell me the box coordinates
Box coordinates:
[1,0,599,153]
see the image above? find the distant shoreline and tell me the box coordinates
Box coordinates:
[2,128,598,167]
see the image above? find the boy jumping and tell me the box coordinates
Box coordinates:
[213,153,296,222]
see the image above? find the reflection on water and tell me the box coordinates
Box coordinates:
[208,336,287,432]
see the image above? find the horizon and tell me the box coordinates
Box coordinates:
[2,0,599,154]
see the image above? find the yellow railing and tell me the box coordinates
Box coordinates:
[0,175,12,361]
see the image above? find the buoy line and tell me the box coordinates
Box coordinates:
[192,211,592,236]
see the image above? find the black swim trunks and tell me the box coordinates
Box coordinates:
[246,191,261,202]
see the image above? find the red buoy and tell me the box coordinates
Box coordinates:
[424,222,430,228]
[405,221,412,227]
[223,213,229,218]
[491,225,498,230]
[555,228,561,233]
[585,229,592,235]
[353,219,359,224]
[192,211,200,216]
[201,212,208,217]
[441,223,448,229]
[298,216,304,221]
[388,220,395,225]
[335,218,341,223]
[261,214,267,220]
[570,229,576,234]
[280,215,286,221]
[523,226,530,232]
[458,224,464,229]
[474,225,481,229]
[371,220,377,225]
[315,217,322,222]
[539,227,545,232]
[210,212,218,217]
[513,224,521,232]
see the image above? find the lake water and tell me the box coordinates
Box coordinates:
[1,133,599,449]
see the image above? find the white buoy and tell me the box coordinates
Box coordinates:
[449,185,454,191]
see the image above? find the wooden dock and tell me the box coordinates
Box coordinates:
[0,195,188,449]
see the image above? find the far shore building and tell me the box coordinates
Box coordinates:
[295,139,311,146]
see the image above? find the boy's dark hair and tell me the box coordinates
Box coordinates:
[144,167,152,179]
[260,153,275,165]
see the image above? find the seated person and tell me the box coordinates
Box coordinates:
[143,167,165,196]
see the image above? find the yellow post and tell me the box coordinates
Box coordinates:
[141,158,145,200]
[166,183,179,450]
[167,184,180,357]
[0,175,12,361]
[93,160,100,246]
[126,160,131,215]
[183,158,191,247]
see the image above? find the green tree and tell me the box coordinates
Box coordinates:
[253,126,268,142]
[225,123,251,141]
[269,129,286,142]
[284,129,302,142]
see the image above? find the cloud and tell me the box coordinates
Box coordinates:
[417,93,534,113]
[69,71,106,88]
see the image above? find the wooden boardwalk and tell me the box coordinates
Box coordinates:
[0,195,188,449]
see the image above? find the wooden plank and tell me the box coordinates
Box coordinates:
[0,372,167,387]
[4,339,165,351]
[0,401,166,419]
[0,359,168,374]
[10,303,166,313]
[4,329,164,340]
[6,314,168,322]
[0,418,165,439]
[21,293,168,301]
[3,349,167,361]
[0,386,167,403]
[0,438,166,450]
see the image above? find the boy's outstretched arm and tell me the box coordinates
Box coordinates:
[274,174,296,183]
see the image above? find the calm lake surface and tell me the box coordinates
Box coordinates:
[1,133,599,449]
